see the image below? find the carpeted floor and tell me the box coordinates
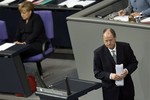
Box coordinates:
[0,57,78,100]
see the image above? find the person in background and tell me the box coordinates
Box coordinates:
[93,28,138,100]
[14,1,47,59]
[118,0,150,17]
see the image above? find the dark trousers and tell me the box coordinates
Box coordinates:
[119,95,134,100]
[119,87,134,100]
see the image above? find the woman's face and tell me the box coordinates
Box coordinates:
[20,8,31,20]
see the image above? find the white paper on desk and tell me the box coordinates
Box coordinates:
[0,43,15,51]
[113,16,129,22]
[75,1,95,7]
[0,0,15,5]
[58,0,95,8]
[26,0,34,2]
[115,64,124,86]
[141,17,150,22]
[67,0,79,1]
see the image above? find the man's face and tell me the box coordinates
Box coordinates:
[103,30,116,49]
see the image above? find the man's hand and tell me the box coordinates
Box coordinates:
[118,10,126,16]
[111,73,123,81]
[111,69,128,81]
[131,12,141,17]
[120,69,128,79]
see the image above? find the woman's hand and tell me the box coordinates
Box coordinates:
[14,41,26,44]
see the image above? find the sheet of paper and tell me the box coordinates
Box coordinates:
[58,0,95,8]
[115,64,124,86]
[113,16,129,22]
[26,0,34,2]
[141,17,150,22]
[33,0,44,4]
[75,1,95,7]
[0,0,15,5]
[0,43,15,51]
[39,0,53,5]
[67,0,79,1]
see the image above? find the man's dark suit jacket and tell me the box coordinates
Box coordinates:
[94,41,138,100]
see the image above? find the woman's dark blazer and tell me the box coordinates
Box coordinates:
[15,12,47,58]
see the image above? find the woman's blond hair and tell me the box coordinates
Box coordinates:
[18,1,34,12]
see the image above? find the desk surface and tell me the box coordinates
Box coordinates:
[0,0,83,11]
[0,43,32,96]
[0,43,29,56]
[0,0,101,11]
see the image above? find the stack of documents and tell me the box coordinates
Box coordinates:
[113,16,129,22]
[58,0,95,8]
[115,64,124,86]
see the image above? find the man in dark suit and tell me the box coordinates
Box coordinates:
[93,28,138,100]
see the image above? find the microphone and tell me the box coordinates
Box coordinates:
[65,77,72,95]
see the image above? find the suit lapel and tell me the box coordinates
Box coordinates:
[116,42,123,64]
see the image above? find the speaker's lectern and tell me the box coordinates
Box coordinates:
[36,78,102,100]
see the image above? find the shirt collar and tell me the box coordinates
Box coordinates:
[108,44,116,52]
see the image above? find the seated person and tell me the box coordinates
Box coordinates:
[118,0,150,17]
[14,1,47,59]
